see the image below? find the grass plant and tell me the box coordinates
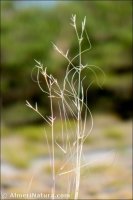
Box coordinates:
[26,15,105,199]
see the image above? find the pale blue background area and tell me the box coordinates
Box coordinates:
[15,1,65,9]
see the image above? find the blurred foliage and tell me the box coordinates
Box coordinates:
[1,1,132,126]
[2,103,44,125]
[103,128,124,141]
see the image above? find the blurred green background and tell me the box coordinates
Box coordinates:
[1,1,132,199]
[1,0,132,126]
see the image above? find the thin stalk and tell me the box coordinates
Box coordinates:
[50,85,55,199]
[74,38,82,200]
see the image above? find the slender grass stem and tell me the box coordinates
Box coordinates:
[74,34,82,200]
[49,85,55,199]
